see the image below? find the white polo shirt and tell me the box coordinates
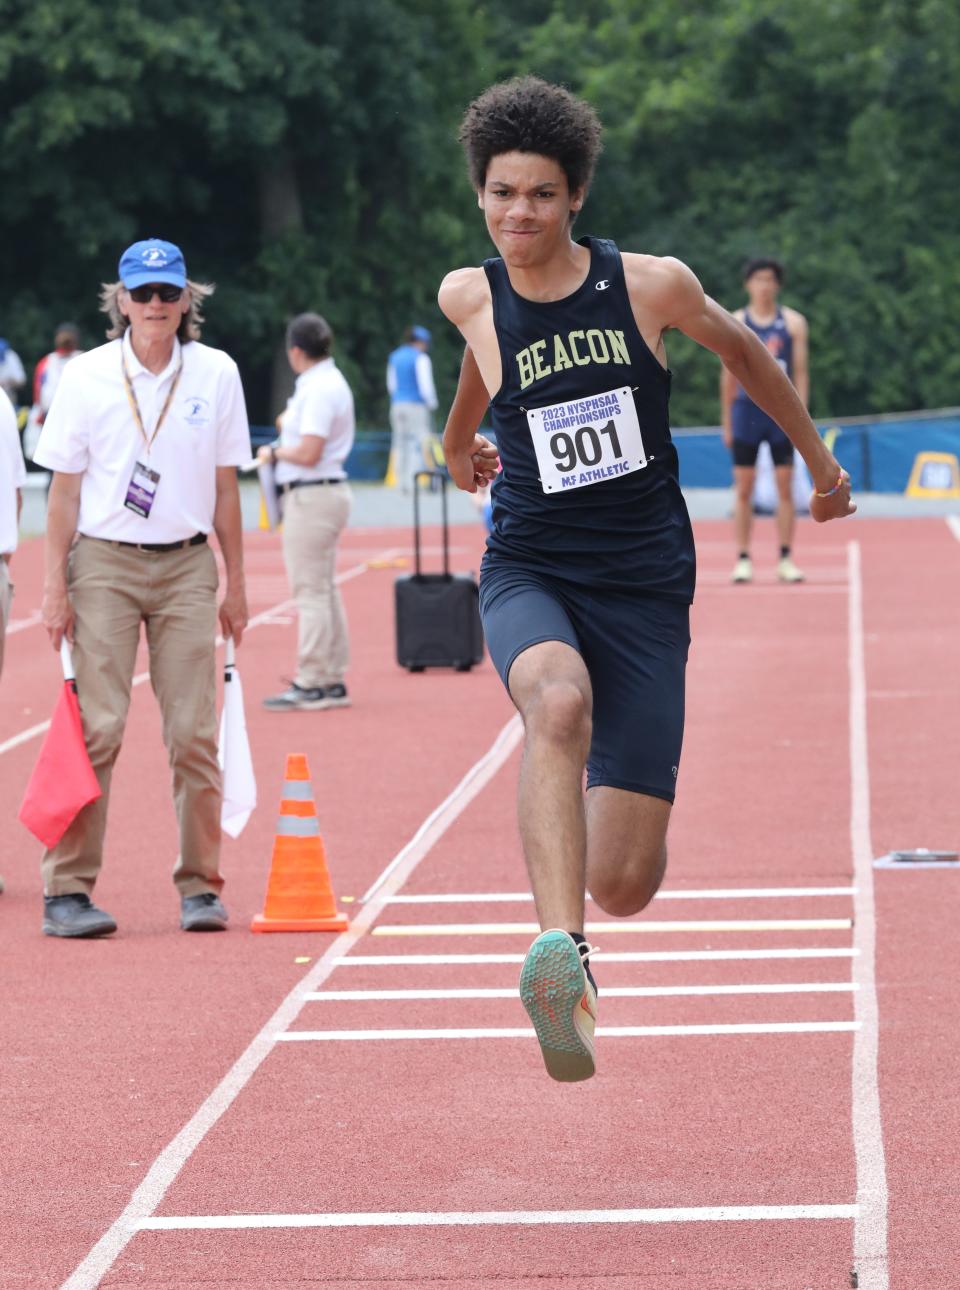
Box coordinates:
[35,333,251,543]
[275,357,355,486]
[0,390,27,554]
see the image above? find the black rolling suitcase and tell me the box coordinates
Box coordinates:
[395,471,484,672]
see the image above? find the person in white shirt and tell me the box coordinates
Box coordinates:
[258,312,354,712]
[386,325,438,492]
[0,389,25,896]
[0,389,26,680]
[34,238,251,938]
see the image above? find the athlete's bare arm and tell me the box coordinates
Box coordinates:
[438,269,502,492]
[440,347,499,492]
[623,254,852,521]
[783,307,810,407]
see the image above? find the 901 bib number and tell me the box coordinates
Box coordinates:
[526,386,648,494]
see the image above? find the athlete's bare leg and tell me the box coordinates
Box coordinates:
[733,464,756,552]
[508,640,592,933]
[586,787,672,916]
[775,463,796,549]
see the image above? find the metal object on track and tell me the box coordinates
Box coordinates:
[872,848,959,870]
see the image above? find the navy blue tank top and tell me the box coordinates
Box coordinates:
[734,307,793,402]
[482,236,695,601]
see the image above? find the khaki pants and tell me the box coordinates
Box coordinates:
[0,557,12,681]
[42,536,223,898]
[389,402,432,492]
[281,483,351,690]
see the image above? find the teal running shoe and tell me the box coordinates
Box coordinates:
[519,929,597,1082]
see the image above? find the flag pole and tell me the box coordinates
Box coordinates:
[59,638,75,682]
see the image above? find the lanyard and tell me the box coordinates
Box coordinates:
[121,348,183,453]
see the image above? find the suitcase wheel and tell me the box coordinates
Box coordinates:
[455,663,473,672]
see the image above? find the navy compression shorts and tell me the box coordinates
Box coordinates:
[479,561,691,803]
[731,400,794,467]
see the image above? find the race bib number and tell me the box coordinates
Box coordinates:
[124,460,161,518]
[526,387,648,494]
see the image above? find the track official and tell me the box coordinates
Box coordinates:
[260,313,354,713]
[35,238,251,938]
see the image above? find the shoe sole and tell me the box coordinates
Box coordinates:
[262,698,351,712]
[42,920,117,938]
[519,931,595,1083]
[181,916,228,931]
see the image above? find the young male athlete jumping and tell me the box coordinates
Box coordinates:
[438,77,854,1083]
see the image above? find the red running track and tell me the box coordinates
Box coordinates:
[1,516,959,1288]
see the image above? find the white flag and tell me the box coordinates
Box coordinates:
[218,638,257,838]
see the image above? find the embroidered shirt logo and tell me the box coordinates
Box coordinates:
[595,279,611,291]
[182,395,210,427]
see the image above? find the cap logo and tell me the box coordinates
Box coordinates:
[142,247,168,266]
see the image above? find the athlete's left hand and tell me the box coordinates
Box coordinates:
[809,469,856,522]
[447,434,499,493]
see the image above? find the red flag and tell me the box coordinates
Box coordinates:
[19,643,101,848]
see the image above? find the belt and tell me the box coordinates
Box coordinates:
[109,532,208,554]
[280,478,345,492]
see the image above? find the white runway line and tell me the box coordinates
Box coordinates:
[303,983,857,1002]
[57,719,519,1290]
[337,948,859,966]
[384,885,856,904]
[140,1203,859,1232]
[5,609,42,634]
[847,540,889,1290]
[0,554,385,761]
[371,918,853,936]
[361,717,523,902]
[278,1021,859,1042]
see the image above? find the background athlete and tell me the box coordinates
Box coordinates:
[438,76,853,1083]
[721,257,809,584]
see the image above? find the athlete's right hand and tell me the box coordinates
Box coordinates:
[446,434,499,494]
[42,581,75,649]
[721,423,732,450]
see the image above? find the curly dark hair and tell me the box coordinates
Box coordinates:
[743,257,784,284]
[459,76,603,195]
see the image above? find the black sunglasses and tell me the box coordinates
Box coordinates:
[128,283,183,303]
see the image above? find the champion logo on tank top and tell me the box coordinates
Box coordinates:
[481,236,696,599]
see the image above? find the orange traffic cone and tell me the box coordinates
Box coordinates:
[250,753,349,933]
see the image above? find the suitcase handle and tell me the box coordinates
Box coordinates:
[412,470,450,578]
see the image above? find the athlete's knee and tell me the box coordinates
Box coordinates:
[523,678,591,751]
[590,842,667,917]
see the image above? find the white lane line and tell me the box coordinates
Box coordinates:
[336,948,859,966]
[0,554,385,760]
[278,1022,859,1041]
[58,713,519,1290]
[303,983,857,1001]
[361,717,523,902]
[6,609,42,634]
[848,540,889,1290]
[140,1203,858,1231]
[385,886,856,904]
[371,918,853,936]
[947,516,960,543]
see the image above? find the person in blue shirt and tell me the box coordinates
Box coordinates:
[721,258,810,584]
[386,325,438,492]
[438,76,853,1082]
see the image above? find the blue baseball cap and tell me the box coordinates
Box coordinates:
[411,325,431,343]
[118,239,187,289]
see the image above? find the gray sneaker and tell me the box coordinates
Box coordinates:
[263,682,327,711]
[43,894,117,938]
[263,682,350,711]
[180,892,229,932]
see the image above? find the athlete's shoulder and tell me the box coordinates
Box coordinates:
[781,304,808,335]
[621,253,704,322]
[437,266,491,326]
